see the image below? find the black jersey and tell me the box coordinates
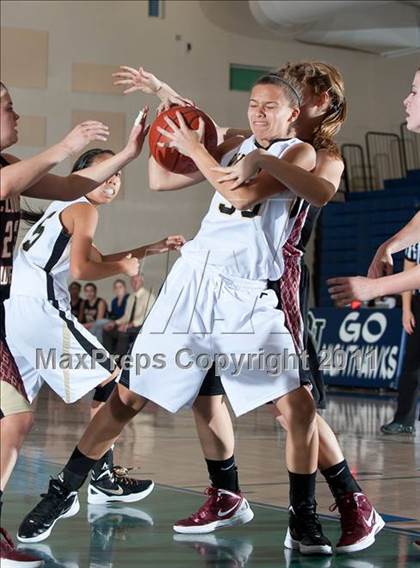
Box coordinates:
[81,298,106,323]
[0,155,21,334]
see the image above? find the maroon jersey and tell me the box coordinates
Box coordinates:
[0,155,21,334]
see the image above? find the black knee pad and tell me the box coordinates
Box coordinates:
[93,379,117,402]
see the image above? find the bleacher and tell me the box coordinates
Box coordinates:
[315,127,420,306]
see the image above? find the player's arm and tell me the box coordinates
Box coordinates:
[0,121,110,199]
[112,65,250,144]
[328,266,420,305]
[191,141,316,210]
[148,136,243,192]
[213,147,343,207]
[102,235,186,262]
[65,203,139,280]
[368,212,420,278]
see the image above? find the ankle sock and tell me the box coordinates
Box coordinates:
[321,459,361,500]
[205,455,240,493]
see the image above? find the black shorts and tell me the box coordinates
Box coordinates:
[198,264,326,409]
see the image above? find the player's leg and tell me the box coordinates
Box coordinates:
[17,384,147,544]
[174,369,253,533]
[88,380,154,505]
[0,338,42,567]
[274,386,332,555]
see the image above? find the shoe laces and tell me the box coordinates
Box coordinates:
[0,527,15,551]
[112,465,136,486]
[330,494,360,535]
[28,480,69,522]
[188,487,219,522]
[296,505,323,535]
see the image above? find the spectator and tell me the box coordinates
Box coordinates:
[103,274,155,357]
[381,242,420,435]
[80,282,108,330]
[69,281,83,321]
[110,279,129,320]
[89,278,129,342]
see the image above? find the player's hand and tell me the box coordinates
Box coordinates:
[367,242,394,278]
[402,308,416,334]
[156,95,195,116]
[327,275,377,306]
[121,253,139,277]
[157,111,204,157]
[113,66,162,95]
[152,235,186,254]
[212,149,263,189]
[58,122,109,157]
[123,106,150,160]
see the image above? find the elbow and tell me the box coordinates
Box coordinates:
[311,186,336,208]
[149,180,165,191]
[1,183,14,200]
[71,263,88,280]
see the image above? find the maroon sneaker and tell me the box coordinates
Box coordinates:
[0,527,43,567]
[173,487,254,534]
[331,492,385,553]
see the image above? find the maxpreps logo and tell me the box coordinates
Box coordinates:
[309,311,399,381]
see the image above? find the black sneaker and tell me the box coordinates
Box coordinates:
[87,465,154,504]
[380,421,415,435]
[284,505,332,555]
[17,478,80,543]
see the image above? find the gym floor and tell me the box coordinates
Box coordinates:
[4,388,420,567]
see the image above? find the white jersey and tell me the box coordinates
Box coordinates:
[181,135,304,281]
[10,197,89,308]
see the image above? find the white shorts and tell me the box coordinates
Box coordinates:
[119,258,301,416]
[4,296,114,403]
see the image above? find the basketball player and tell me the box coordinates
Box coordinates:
[4,145,185,542]
[0,82,149,566]
[328,64,420,303]
[113,62,384,554]
[19,73,335,555]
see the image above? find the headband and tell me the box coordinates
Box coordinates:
[267,73,302,106]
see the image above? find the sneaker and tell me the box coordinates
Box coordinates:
[332,492,385,553]
[284,505,332,555]
[87,465,154,504]
[1,527,43,567]
[380,421,415,435]
[173,488,254,534]
[174,533,254,567]
[17,478,79,543]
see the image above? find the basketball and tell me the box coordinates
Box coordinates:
[149,105,218,174]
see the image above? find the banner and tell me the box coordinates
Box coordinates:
[308,308,406,389]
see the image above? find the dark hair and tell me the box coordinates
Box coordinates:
[113,279,126,287]
[84,282,97,292]
[71,148,115,173]
[22,148,116,227]
[253,73,302,108]
[69,281,81,291]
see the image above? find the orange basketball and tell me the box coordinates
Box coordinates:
[149,105,218,174]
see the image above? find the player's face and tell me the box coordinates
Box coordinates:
[248,85,299,145]
[404,71,420,133]
[86,153,122,205]
[0,90,19,151]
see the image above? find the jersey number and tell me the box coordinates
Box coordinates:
[218,203,261,218]
[1,219,19,259]
[22,212,55,252]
